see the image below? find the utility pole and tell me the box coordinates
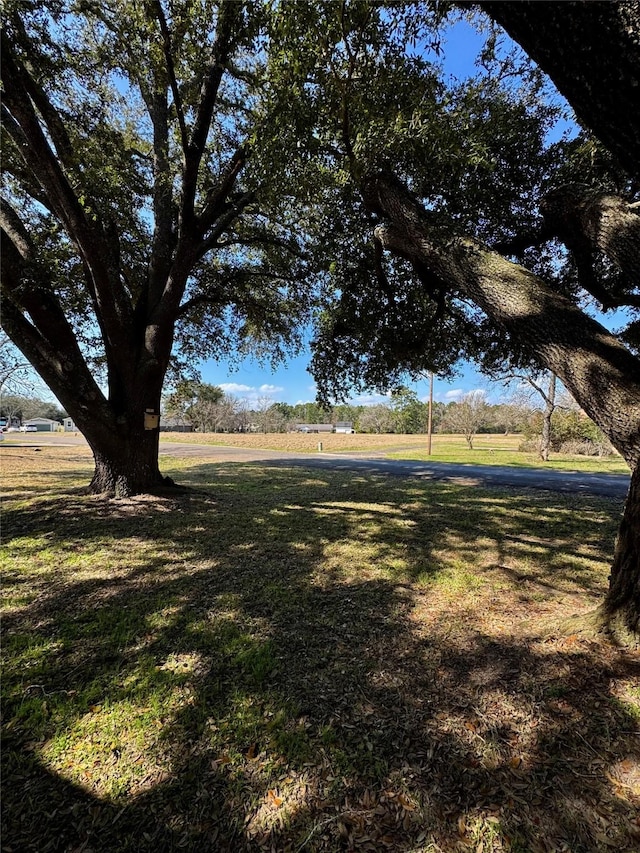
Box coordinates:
[427,371,433,455]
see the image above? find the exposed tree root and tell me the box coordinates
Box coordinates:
[543,606,640,650]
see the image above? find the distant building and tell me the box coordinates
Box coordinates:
[63,417,78,432]
[295,422,354,434]
[24,417,60,432]
[0,417,20,430]
[160,416,193,433]
[296,423,334,434]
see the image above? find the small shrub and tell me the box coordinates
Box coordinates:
[559,439,615,457]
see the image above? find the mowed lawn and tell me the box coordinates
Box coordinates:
[159,431,630,475]
[1,446,639,852]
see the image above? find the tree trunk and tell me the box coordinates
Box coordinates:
[70,369,173,497]
[88,430,168,497]
[605,465,640,634]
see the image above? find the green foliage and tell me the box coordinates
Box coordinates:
[269,2,580,402]
[4,0,638,437]
[390,387,425,434]
[2,0,334,404]
[163,381,236,432]
[551,410,607,447]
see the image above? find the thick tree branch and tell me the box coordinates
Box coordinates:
[6,15,78,171]
[196,191,256,261]
[492,224,554,256]
[146,87,177,308]
[1,35,136,356]
[197,146,248,235]
[539,185,640,308]
[364,171,640,466]
[181,2,241,230]
[150,0,189,154]
[478,1,640,183]
[0,199,33,260]
[0,230,111,426]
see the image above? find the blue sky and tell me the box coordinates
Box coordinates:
[198,15,569,408]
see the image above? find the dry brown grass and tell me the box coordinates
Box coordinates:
[160,430,439,453]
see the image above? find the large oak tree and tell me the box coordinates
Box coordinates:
[1,0,319,496]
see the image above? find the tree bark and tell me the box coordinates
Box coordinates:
[538,187,640,308]
[88,434,166,497]
[478,1,640,184]
[364,172,640,469]
[605,464,640,634]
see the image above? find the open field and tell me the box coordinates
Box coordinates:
[156,432,629,474]
[2,446,639,852]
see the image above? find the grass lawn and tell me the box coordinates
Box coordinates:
[158,432,630,475]
[1,446,639,852]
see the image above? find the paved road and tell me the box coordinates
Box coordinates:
[162,444,628,498]
[4,434,629,498]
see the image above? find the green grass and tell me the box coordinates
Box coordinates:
[163,429,630,473]
[1,450,638,852]
[387,438,629,474]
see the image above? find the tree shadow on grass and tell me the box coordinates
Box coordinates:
[2,462,638,851]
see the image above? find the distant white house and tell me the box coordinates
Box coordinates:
[63,417,78,432]
[295,422,355,434]
[296,423,334,434]
[24,417,61,432]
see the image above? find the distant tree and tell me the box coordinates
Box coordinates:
[391,388,425,434]
[492,371,561,461]
[164,382,230,431]
[0,334,42,397]
[294,402,332,426]
[550,408,614,457]
[234,398,253,434]
[440,391,489,449]
[0,393,66,423]
[359,403,395,434]
[271,402,296,423]
[200,397,237,433]
[333,403,361,429]
[266,405,288,433]
[493,390,536,437]
[255,396,278,433]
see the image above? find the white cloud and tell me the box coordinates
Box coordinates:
[350,392,391,406]
[220,383,253,394]
[219,382,286,405]
[444,389,464,400]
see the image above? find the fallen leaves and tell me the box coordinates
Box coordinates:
[266,789,283,808]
